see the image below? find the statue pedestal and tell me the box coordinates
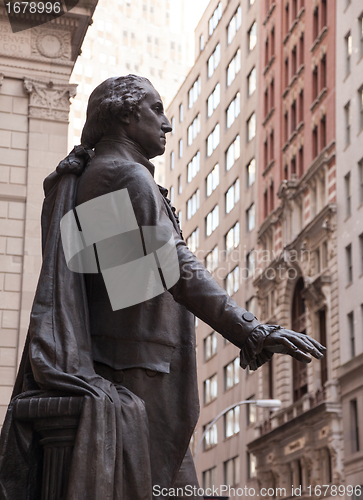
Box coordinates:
[14,396,83,500]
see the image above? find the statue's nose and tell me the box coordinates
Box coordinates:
[162,119,172,134]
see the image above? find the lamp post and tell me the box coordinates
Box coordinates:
[194,399,282,464]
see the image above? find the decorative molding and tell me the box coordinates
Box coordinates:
[23,77,77,122]
[0,73,3,87]
[31,27,71,60]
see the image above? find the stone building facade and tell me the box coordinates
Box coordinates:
[336,0,363,491]
[165,0,262,495]
[248,0,343,497]
[0,0,97,428]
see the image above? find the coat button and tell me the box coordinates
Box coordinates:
[113,370,124,383]
[242,312,255,322]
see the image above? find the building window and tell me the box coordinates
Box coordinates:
[226,93,241,129]
[247,112,256,142]
[169,186,174,204]
[204,373,217,404]
[178,139,183,158]
[246,249,255,278]
[350,399,360,452]
[246,396,257,426]
[360,14,363,57]
[204,331,218,361]
[170,151,174,170]
[200,34,204,52]
[226,135,240,171]
[246,204,255,232]
[225,456,240,486]
[178,175,182,195]
[225,179,240,214]
[359,86,363,131]
[246,158,256,187]
[359,159,363,204]
[227,49,241,87]
[187,190,200,220]
[227,5,242,44]
[207,123,220,157]
[207,83,221,118]
[346,243,353,284]
[225,222,240,254]
[186,227,199,253]
[345,101,351,146]
[345,32,352,75]
[207,43,221,78]
[348,310,355,358]
[187,114,201,146]
[205,246,219,273]
[224,356,240,391]
[225,405,240,438]
[203,422,218,450]
[206,205,219,236]
[345,172,351,217]
[225,267,239,296]
[203,467,216,489]
[319,308,328,386]
[171,116,175,134]
[248,21,257,52]
[188,76,201,109]
[206,164,219,197]
[247,67,257,97]
[320,115,326,150]
[313,6,319,39]
[179,103,183,122]
[292,278,307,402]
[209,2,222,37]
[247,452,257,479]
[187,151,200,183]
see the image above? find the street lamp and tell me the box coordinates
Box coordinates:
[194,399,282,463]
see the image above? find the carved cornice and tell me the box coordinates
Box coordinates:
[23,77,77,122]
[0,73,3,86]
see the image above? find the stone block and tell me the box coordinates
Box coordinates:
[0,166,9,183]
[29,131,48,151]
[0,238,6,254]
[0,405,7,428]
[0,112,27,132]
[2,310,19,329]
[12,97,28,115]
[4,273,21,292]
[0,387,13,405]
[0,201,8,218]
[0,219,24,237]
[0,291,20,310]
[0,147,27,167]
[8,201,25,220]
[48,134,68,153]
[0,347,16,367]
[10,166,26,185]
[6,237,23,256]
[0,366,16,385]
[0,328,18,347]
[11,131,27,150]
[0,95,12,113]
[1,78,25,97]
[0,273,4,290]
[0,130,11,148]
[40,120,68,136]
[24,236,41,256]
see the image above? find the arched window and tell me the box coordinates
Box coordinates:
[291,277,308,402]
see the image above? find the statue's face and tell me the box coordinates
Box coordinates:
[126,83,172,159]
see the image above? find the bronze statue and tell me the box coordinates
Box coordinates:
[0,75,325,500]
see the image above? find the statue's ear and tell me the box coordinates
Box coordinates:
[119,112,131,125]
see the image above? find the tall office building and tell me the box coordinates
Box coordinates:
[249,0,343,494]
[336,0,363,489]
[68,0,193,185]
[165,0,262,494]
[0,0,98,428]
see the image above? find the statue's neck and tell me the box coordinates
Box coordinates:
[95,136,155,177]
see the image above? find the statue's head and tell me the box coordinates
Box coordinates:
[81,75,171,158]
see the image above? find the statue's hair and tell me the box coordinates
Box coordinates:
[81,74,152,149]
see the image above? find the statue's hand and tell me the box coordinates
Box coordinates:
[263,327,326,363]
